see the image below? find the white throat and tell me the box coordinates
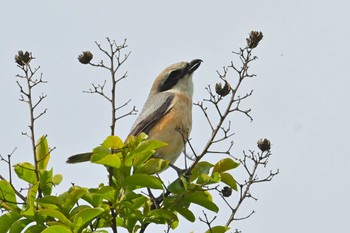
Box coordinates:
[170,74,194,97]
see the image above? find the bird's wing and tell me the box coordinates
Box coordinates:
[130,92,175,136]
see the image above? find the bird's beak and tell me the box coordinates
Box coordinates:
[188,59,203,74]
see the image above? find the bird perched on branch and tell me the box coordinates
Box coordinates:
[67,59,202,165]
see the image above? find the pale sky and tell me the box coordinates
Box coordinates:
[1,1,350,232]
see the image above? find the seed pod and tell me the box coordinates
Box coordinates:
[246,31,263,49]
[257,138,271,152]
[221,186,233,197]
[215,81,231,97]
[78,51,93,64]
[15,50,32,66]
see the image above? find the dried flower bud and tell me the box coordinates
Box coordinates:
[257,138,271,152]
[215,81,231,97]
[221,186,232,197]
[78,51,93,64]
[15,50,32,66]
[246,31,263,49]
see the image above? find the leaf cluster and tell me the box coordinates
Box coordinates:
[0,134,240,233]
[0,136,63,233]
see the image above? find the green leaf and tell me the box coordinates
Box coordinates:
[83,197,103,209]
[101,135,124,149]
[134,158,169,174]
[36,135,50,170]
[23,224,46,233]
[41,225,72,233]
[60,187,88,214]
[184,191,219,213]
[137,132,148,141]
[196,174,212,184]
[127,193,147,209]
[69,205,91,219]
[0,211,21,233]
[196,161,214,174]
[173,206,195,222]
[211,172,221,183]
[72,207,104,232]
[146,209,178,225]
[125,216,138,233]
[90,146,122,168]
[92,146,110,157]
[127,140,167,166]
[205,226,230,233]
[190,161,214,182]
[119,201,142,219]
[52,174,63,185]
[123,174,163,190]
[115,217,125,228]
[168,178,187,194]
[125,132,148,146]
[0,180,18,211]
[220,172,238,191]
[82,188,105,207]
[212,158,239,174]
[37,196,63,209]
[93,186,116,203]
[22,183,39,217]
[171,219,179,229]
[39,168,53,196]
[14,162,37,184]
[37,209,72,227]
[9,218,33,233]
[91,153,121,168]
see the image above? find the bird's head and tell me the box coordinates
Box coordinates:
[149,59,202,97]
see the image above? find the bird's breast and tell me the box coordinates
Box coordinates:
[148,93,192,164]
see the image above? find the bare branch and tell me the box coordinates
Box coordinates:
[194,101,214,131]
[33,108,47,121]
[95,40,111,58]
[199,211,217,233]
[115,106,137,121]
[115,99,132,111]
[16,80,29,98]
[225,148,277,226]
[32,94,47,110]
[234,210,255,221]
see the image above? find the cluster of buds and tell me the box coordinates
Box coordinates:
[215,81,231,97]
[257,138,271,152]
[15,51,32,66]
[246,31,263,49]
[78,51,93,64]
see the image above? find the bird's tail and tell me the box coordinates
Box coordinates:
[66,152,93,164]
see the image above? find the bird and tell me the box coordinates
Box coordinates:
[66,59,202,165]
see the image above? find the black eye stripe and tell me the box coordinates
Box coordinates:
[168,69,182,80]
[158,69,183,92]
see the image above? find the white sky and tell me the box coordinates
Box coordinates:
[1,1,350,232]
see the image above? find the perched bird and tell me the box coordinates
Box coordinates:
[66,59,202,165]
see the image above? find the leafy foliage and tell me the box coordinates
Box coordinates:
[0,134,240,232]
